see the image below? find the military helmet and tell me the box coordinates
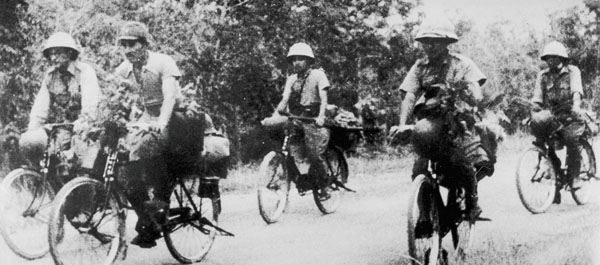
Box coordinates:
[118,21,151,44]
[540,41,569,60]
[415,15,458,43]
[287,42,315,61]
[42,32,80,59]
[411,118,445,158]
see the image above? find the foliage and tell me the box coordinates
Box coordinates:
[0,0,419,163]
[4,0,597,163]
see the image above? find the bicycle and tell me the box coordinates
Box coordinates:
[0,123,75,260]
[406,153,478,264]
[257,114,357,224]
[515,121,597,214]
[47,123,233,265]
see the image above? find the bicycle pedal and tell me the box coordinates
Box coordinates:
[475,216,492,222]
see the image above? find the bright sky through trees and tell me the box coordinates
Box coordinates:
[417,0,584,30]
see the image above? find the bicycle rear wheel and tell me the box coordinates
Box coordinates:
[164,177,217,264]
[48,177,125,265]
[0,168,54,260]
[313,147,348,214]
[407,174,441,265]
[257,151,291,224]
[515,146,556,214]
[571,140,597,205]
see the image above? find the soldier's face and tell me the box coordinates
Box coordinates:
[421,41,449,60]
[120,39,146,64]
[290,56,310,73]
[47,47,72,70]
[545,56,563,70]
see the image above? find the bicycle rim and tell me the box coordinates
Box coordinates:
[515,147,556,214]
[257,151,290,224]
[571,141,597,205]
[449,188,474,259]
[313,147,348,214]
[0,168,53,260]
[451,220,474,259]
[48,177,125,265]
[407,174,441,265]
[164,178,217,263]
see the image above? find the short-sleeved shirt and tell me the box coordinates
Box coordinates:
[283,68,330,106]
[28,61,101,130]
[531,64,583,114]
[399,52,486,97]
[115,51,181,116]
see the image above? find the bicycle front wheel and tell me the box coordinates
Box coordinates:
[313,147,348,214]
[164,177,218,264]
[0,168,54,260]
[449,188,474,259]
[515,146,556,214]
[48,177,125,265]
[407,174,441,265]
[257,151,291,224]
[571,140,597,205]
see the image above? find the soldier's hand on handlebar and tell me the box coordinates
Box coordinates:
[315,116,325,127]
[149,120,168,133]
[388,125,414,139]
[388,125,414,145]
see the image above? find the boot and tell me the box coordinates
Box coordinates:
[466,194,482,221]
[566,146,582,190]
[552,188,561,204]
[532,137,545,150]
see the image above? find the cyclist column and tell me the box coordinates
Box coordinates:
[19,32,101,168]
[530,41,586,196]
[390,13,493,220]
[274,43,332,191]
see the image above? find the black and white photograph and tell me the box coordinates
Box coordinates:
[0,0,599,264]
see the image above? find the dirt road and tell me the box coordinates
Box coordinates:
[3,139,600,265]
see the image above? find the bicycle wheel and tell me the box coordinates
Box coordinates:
[571,140,597,205]
[407,174,441,265]
[257,151,291,224]
[48,177,125,265]
[164,177,217,264]
[449,188,474,259]
[0,168,54,260]
[515,146,556,214]
[313,147,348,214]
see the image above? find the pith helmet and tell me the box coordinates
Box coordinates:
[287,43,315,60]
[415,15,458,43]
[42,32,80,59]
[118,21,151,44]
[540,41,569,60]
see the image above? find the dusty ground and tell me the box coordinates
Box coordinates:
[2,138,600,265]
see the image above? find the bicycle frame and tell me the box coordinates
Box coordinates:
[22,124,74,217]
[426,161,470,235]
[87,130,229,237]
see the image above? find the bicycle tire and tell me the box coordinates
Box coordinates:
[164,177,218,263]
[516,146,556,214]
[257,151,291,224]
[449,188,474,259]
[313,147,348,214]
[48,177,125,265]
[0,168,54,260]
[571,140,597,205]
[407,174,441,265]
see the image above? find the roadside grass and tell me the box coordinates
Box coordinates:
[221,146,413,195]
[221,135,533,195]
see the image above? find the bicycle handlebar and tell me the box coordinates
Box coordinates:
[43,123,74,132]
